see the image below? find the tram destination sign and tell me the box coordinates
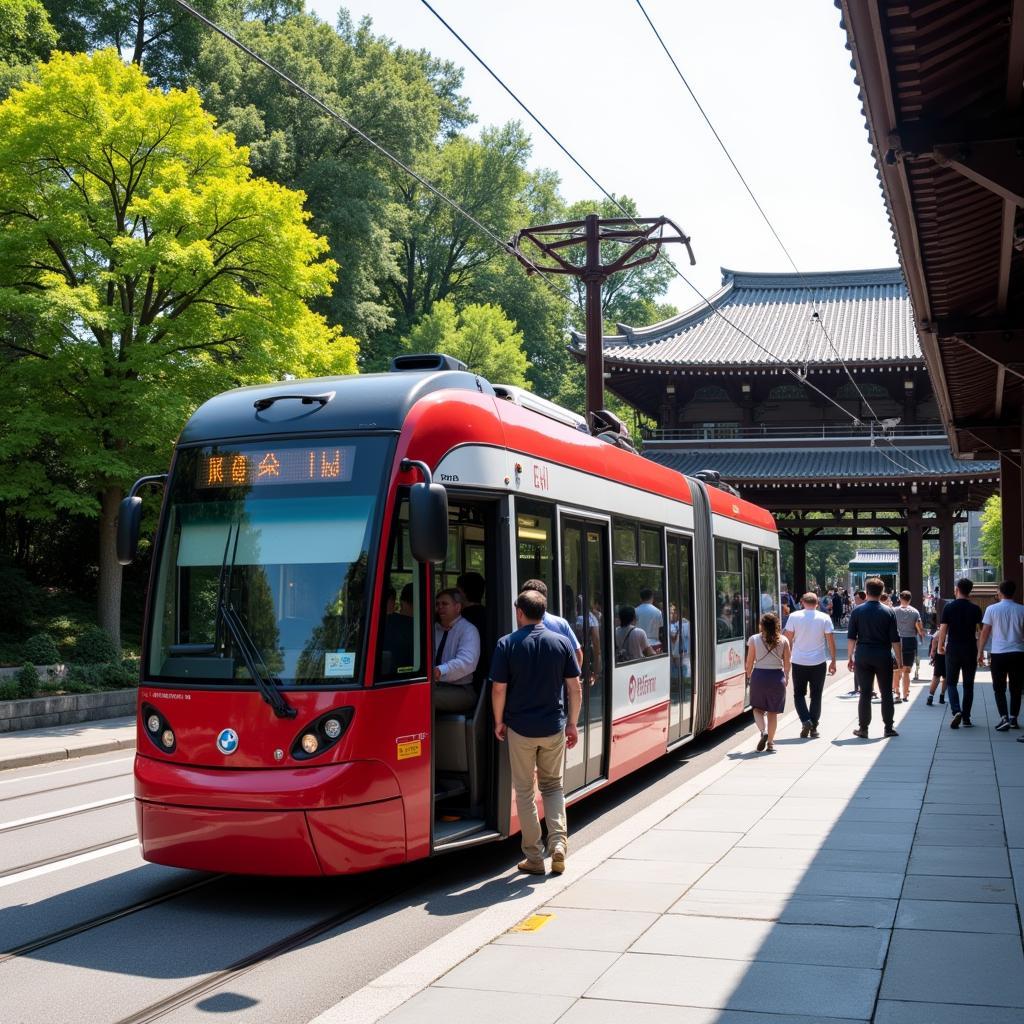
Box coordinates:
[197,446,356,488]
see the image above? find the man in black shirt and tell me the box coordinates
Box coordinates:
[847,577,902,738]
[937,577,983,728]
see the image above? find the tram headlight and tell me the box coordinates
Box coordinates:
[161,729,175,749]
[323,718,342,740]
[301,732,319,755]
[146,714,161,734]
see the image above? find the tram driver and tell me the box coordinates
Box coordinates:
[433,588,481,712]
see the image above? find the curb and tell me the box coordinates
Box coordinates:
[0,736,136,772]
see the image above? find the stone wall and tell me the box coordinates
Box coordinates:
[0,689,137,732]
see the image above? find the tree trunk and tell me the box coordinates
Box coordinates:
[98,486,124,651]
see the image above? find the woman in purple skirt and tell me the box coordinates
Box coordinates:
[745,611,791,752]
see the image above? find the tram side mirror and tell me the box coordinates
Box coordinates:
[409,482,448,564]
[117,496,143,565]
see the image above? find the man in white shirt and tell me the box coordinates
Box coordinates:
[784,592,837,738]
[433,588,480,712]
[634,589,664,650]
[978,580,1024,733]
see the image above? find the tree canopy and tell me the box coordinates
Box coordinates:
[0,49,353,642]
[979,495,1002,575]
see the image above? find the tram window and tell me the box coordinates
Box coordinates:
[516,500,557,601]
[715,540,744,642]
[612,517,665,662]
[759,548,780,614]
[377,498,426,682]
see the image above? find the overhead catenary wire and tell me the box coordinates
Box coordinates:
[418,0,935,477]
[633,0,888,428]
[165,0,566,304]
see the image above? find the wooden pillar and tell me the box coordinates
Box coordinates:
[907,509,924,608]
[938,511,955,598]
[1002,451,1023,594]
[898,529,909,595]
[793,534,808,596]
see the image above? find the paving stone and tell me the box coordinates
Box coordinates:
[632,915,889,968]
[770,798,917,822]
[900,874,1016,903]
[588,858,710,885]
[549,876,692,913]
[558,1001,864,1024]
[917,812,1003,830]
[894,899,1020,934]
[617,829,742,863]
[694,865,904,899]
[586,952,879,1020]
[434,945,619,997]
[737,830,913,853]
[381,988,573,1024]
[874,1001,1024,1024]
[879,929,1024,1007]
[914,828,1008,847]
[716,845,908,874]
[922,800,1003,816]
[495,907,657,952]
[907,845,1010,877]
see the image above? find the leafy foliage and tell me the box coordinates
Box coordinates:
[73,624,120,664]
[980,495,1002,575]
[16,662,39,698]
[23,632,60,665]
[0,0,57,95]
[403,300,529,386]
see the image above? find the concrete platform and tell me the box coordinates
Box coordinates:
[0,716,135,770]
[319,667,1024,1024]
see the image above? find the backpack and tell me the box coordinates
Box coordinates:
[616,626,636,660]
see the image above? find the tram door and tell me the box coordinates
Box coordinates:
[560,518,610,792]
[666,533,696,743]
[742,547,759,708]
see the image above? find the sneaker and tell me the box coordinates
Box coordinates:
[926,696,933,706]
[894,696,903,704]
[810,727,820,739]
[549,845,567,875]
[852,727,868,739]
[800,721,812,739]
[962,719,974,728]
[1011,718,1019,729]
[950,712,962,729]
[518,858,546,875]
[996,717,1011,732]
[884,727,899,737]
[756,731,768,752]
[939,696,946,704]
[1017,735,1024,743]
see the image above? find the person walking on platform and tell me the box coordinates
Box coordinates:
[978,580,1024,733]
[784,593,836,738]
[893,591,925,702]
[745,612,791,753]
[848,577,902,739]
[926,629,947,706]
[490,589,582,876]
[937,577,983,729]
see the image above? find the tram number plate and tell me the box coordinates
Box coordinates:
[397,738,422,760]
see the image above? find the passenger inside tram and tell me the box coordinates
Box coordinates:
[634,588,664,652]
[432,588,480,713]
[380,581,414,673]
[615,605,656,661]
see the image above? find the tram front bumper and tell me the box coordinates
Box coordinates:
[134,754,406,876]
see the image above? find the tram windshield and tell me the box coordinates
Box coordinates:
[147,436,392,686]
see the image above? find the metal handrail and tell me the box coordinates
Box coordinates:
[641,424,948,442]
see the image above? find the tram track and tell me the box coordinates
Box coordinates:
[0,835,139,880]
[0,770,132,804]
[0,793,134,833]
[0,874,225,966]
[109,870,428,1024]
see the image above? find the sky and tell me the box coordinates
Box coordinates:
[308,0,898,314]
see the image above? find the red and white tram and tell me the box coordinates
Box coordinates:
[119,354,779,875]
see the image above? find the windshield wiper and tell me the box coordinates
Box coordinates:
[216,524,297,720]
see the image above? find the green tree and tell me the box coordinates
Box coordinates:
[196,10,445,343]
[0,50,354,645]
[979,495,1002,575]
[403,300,529,386]
[0,0,57,95]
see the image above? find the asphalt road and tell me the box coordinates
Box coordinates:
[0,683,856,1024]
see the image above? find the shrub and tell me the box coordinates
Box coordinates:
[0,561,38,631]
[0,681,18,701]
[23,633,61,666]
[16,663,39,699]
[74,626,120,665]
[66,661,137,692]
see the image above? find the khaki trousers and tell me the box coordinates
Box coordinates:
[507,727,567,862]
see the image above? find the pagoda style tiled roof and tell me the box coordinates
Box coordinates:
[644,445,999,482]
[850,550,900,567]
[575,267,921,367]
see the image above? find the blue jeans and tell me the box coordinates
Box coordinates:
[944,645,977,718]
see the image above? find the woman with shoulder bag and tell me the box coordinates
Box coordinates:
[745,611,791,753]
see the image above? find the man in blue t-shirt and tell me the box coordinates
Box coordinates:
[491,589,582,877]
